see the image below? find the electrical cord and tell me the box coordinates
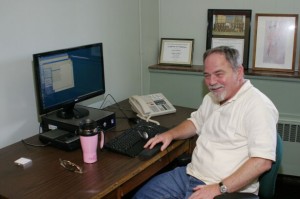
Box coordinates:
[136,114,160,125]
[21,123,50,147]
[99,94,130,120]
[99,94,161,126]
[99,94,163,132]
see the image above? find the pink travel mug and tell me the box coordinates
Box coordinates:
[78,119,104,164]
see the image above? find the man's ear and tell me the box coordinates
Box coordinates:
[237,65,244,79]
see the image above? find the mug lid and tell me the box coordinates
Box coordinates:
[78,119,98,136]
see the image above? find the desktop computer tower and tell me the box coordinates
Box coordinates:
[40,105,116,151]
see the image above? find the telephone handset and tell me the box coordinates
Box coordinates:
[129,93,176,118]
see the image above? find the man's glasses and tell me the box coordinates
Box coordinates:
[59,158,83,174]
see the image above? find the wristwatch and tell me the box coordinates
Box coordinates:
[219,182,228,194]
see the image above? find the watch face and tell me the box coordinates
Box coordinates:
[220,185,227,193]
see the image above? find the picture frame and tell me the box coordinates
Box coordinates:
[206,9,252,69]
[159,38,194,66]
[253,14,298,73]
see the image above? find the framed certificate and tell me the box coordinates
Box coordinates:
[211,38,244,65]
[206,9,252,69]
[159,38,194,66]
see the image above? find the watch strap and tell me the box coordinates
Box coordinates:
[219,181,228,194]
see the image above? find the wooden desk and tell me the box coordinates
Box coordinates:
[0,101,194,199]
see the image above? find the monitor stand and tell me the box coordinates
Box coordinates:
[56,106,89,119]
[41,105,116,133]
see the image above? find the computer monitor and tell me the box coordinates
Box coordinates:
[33,43,105,119]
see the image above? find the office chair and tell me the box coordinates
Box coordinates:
[214,133,283,199]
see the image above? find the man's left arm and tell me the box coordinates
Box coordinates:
[221,156,272,192]
[190,157,272,199]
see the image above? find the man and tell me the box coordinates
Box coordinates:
[133,46,278,199]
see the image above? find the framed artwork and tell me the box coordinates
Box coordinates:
[159,38,194,66]
[206,9,252,69]
[253,14,298,73]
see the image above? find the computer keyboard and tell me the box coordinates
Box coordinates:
[104,121,169,158]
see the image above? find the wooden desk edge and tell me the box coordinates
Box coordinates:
[92,140,190,199]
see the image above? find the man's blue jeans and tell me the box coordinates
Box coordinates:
[132,166,205,199]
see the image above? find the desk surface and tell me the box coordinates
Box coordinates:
[0,101,194,199]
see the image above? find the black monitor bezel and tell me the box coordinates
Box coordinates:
[33,43,105,117]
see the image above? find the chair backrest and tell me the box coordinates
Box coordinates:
[258,133,283,199]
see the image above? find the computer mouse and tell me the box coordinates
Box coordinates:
[137,130,149,139]
[141,131,149,139]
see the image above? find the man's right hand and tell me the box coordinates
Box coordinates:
[144,131,173,151]
[144,120,197,152]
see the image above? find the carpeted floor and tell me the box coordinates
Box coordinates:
[274,174,300,199]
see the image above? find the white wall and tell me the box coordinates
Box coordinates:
[0,0,159,149]
[140,0,159,94]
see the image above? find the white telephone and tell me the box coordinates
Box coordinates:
[129,93,176,118]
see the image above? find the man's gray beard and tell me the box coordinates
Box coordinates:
[212,91,226,102]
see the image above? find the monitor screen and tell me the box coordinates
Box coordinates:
[33,43,105,119]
